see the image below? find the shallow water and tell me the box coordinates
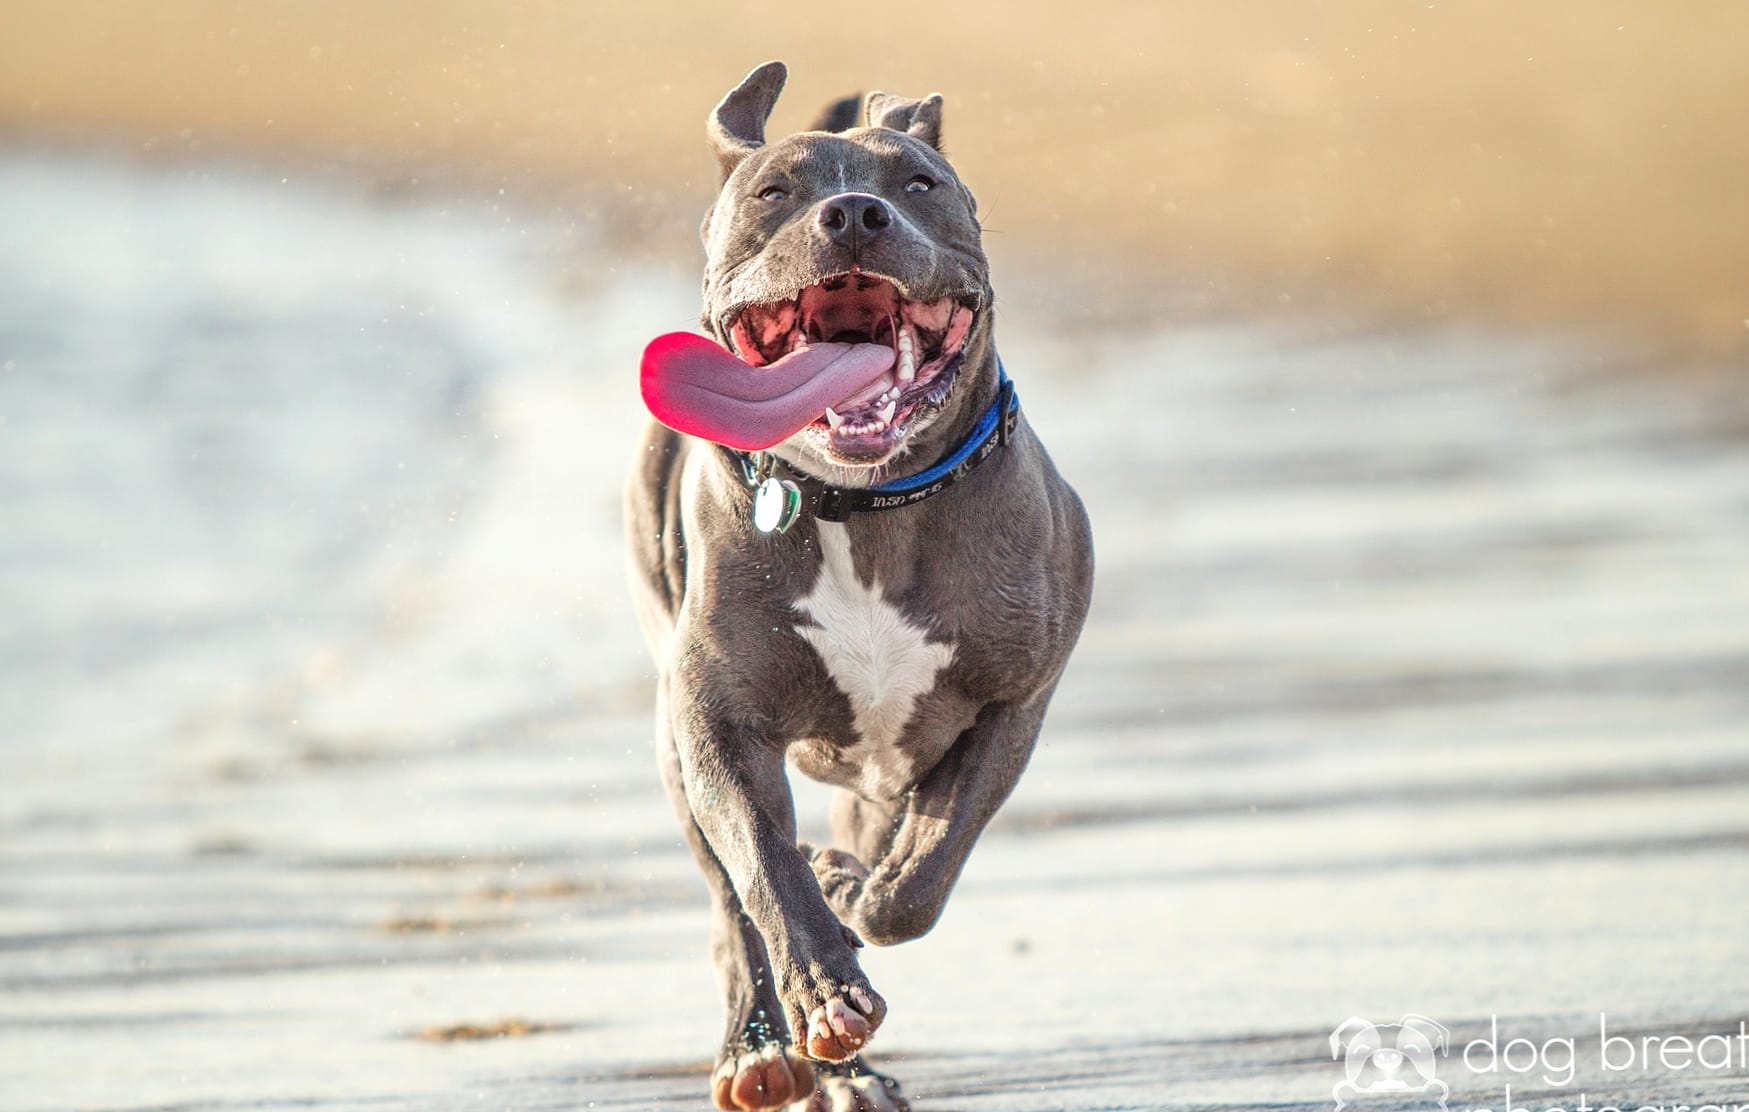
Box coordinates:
[2,152,1747,1111]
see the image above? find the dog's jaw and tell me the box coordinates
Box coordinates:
[777,322,996,490]
[722,272,980,471]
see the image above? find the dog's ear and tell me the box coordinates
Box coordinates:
[708,61,787,182]
[1398,1015,1450,1054]
[866,91,945,150]
[808,93,863,134]
[1330,1017,1378,1059]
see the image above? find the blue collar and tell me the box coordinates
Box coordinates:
[866,362,1015,496]
[736,361,1019,527]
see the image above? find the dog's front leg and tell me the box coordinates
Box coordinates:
[671,701,889,1065]
[654,688,819,1110]
[811,697,1050,947]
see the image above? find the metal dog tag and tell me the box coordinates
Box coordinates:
[752,477,801,534]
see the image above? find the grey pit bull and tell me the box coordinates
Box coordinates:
[624,61,1093,1112]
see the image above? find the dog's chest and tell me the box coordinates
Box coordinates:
[791,523,954,793]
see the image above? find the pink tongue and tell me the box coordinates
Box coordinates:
[640,332,896,451]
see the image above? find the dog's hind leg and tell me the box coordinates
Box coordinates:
[655,685,816,1111]
[825,792,898,867]
[810,697,1049,948]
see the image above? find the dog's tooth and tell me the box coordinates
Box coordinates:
[825,406,844,429]
[878,400,897,424]
[898,326,917,382]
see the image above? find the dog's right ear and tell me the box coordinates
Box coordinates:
[708,61,787,183]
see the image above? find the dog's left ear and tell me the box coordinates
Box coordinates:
[1398,1015,1451,1054]
[708,61,787,182]
[866,91,945,150]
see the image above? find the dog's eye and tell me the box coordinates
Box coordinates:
[905,176,935,193]
[758,186,788,202]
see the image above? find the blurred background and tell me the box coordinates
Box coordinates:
[2,4,1746,1111]
[7,0,1749,349]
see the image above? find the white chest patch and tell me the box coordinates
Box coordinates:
[793,523,955,762]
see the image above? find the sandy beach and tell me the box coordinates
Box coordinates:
[2,7,1748,1110]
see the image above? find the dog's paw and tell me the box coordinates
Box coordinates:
[794,983,885,1062]
[787,1058,910,1112]
[712,1044,817,1111]
[805,846,870,881]
[802,844,871,922]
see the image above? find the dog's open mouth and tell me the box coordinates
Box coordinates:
[728,274,975,459]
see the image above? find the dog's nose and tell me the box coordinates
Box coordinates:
[818,193,892,244]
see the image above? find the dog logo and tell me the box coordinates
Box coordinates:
[1329,1015,1452,1110]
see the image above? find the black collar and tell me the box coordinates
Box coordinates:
[733,367,1018,530]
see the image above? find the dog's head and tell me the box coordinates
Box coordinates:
[1330,1015,1450,1097]
[698,61,992,479]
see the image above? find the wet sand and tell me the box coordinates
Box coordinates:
[2,152,1748,1110]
